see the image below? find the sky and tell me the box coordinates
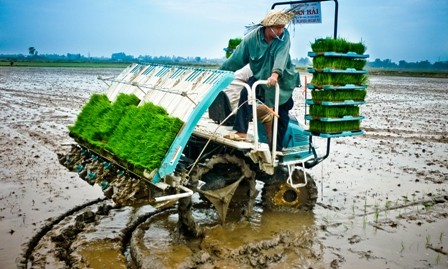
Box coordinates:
[0,0,447,63]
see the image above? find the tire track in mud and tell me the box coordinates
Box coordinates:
[18,196,175,269]
[20,196,329,269]
[17,197,107,268]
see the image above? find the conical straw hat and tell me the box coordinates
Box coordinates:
[261,9,294,27]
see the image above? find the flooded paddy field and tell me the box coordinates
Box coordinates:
[0,67,447,268]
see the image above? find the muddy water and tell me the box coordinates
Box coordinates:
[131,199,319,269]
[0,67,447,268]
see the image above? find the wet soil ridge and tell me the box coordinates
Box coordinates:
[19,197,172,269]
[17,198,106,269]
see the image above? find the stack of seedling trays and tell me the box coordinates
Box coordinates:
[305,37,369,138]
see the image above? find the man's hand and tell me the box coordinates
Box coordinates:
[267,72,279,87]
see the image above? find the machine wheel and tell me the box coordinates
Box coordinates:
[262,169,318,212]
[194,154,255,204]
[191,154,257,221]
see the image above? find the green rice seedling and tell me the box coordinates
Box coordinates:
[349,41,367,54]
[311,37,348,53]
[385,199,391,217]
[309,105,360,118]
[311,72,368,86]
[423,200,434,212]
[309,120,361,134]
[105,102,183,173]
[312,56,366,70]
[95,93,140,142]
[364,198,368,215]
[332,38,348,53]
[374,204,380,223]
[69,93,184,176]
[310,38,328,53]
[310,37,367,54]
[311,90,367,102]
[403,195,409,204]
[69,94,113,145]
[69,93,140,147]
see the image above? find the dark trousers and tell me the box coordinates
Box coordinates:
[233,78,293,151]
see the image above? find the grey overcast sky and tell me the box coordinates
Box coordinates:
[1,0,447,63]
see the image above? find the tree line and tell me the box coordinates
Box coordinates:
[294,57,448,70]
[1,49,447,71]
[368,58,448,70]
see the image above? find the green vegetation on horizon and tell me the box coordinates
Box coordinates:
[0,60,130,68]
[1,60,447,78]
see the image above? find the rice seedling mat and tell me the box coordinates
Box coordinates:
[69,93,184,177]
[306,99,365,106]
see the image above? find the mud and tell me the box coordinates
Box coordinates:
[0,67,447,268]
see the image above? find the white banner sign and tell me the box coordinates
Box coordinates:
[292,2,322,24]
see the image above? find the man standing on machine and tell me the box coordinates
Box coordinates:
[220,9,301,151]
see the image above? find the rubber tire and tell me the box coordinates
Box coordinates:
[262,169,318,212]
[194,154,254,207]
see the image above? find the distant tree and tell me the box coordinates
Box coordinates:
[370,58,383,68]
[195,56,201,63]
[28,47,38,56]
[416,60,431,69]
[297,57,311,67]
[368,58,398,69]
[398,60,408,69]
[433,61,448,70]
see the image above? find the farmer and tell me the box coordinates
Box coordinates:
[220,9,301,151]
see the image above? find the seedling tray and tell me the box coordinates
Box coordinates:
[305,115,364,122]
[305,130,365,138]
[308,119,361,134]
